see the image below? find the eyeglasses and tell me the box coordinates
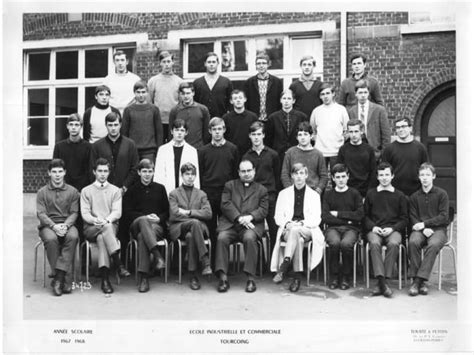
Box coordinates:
[395,125,410,129]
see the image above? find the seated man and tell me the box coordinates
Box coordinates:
[407,163,450,296]
[215,160,269,293]
[364,162,408,298]
[123,159,169,293]
[36,159,80,296]
[169,163,213,290]
[322,164,364,290]
[81,158,122,294]
[271,163,325,292]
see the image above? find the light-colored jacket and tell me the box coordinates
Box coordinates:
[270,185,325,272]
[154,141,200,195]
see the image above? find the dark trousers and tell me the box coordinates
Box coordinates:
[130,216,165,273]
[202,187,223,267]
[266,192,278,251]
[367,231,401,278]
[215,227,259,276]
[177,219,209,272]
[325,226,358,278]
[408,229,447,280]
[39,226,79,274]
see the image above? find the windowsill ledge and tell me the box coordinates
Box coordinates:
[400,23,455,35]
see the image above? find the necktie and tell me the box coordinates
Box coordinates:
[285,113,291,135]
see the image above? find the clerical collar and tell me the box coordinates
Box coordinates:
[94,181,109,188]
[242,181,252,187]
[335,186,349,192]
[377,185,395,193]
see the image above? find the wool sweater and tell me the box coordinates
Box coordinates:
[338,72,383,108]
[322,187,364,229]
[147,73,184,124]
[53,138,92,191]
[242,146,280,194]
[223,109,258,156]
[168,102,210,149]
[80,182,122,226]
[198,141,240,190]
[121,103,163,151]
[289,79,323,117]
[409,185,450,228]
[193,75,233,118]
[103,71,141,114]
[83,104,120,143]
[364,187,408,233]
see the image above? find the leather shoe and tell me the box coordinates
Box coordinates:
[245,280,257,293]
[289,278,301,292]
[202,265,212,276]
[340,277,350,290]
[371,285,383,296]
[278,259,291,274]
[190,277,201,290]
[52,280,63,296]
[419,282,429,295]
[408,282,419,296]
[101,279,114,294]
[273,272,283,284]
[328,279,339,290]
[62,282,72,294]
[138,276,150,293]
[217,279,230,293]
[118,266,131,278]
[383,284,393,298]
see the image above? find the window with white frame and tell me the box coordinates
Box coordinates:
[23,44,136,154]
[182,33,323,90]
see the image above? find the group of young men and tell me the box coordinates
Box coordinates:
[36,49,451,299]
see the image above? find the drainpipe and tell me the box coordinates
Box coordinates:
[340,11,347,84]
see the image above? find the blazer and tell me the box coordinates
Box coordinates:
[168,185,212,241]
[270,185,325,272]
[348,101,391,158]
[265,109,308,157]
[91,136,139,189]
[217,179,269,238]
[193,75,233,118]
[154,141,200,196]
[243,74,283,118]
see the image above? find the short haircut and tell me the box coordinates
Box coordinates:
[171,118,188,130]
[376,161,393,174]
[209,116,225,128]
[179,82,194,93]
[205,52,219,62]
[133,80,148,92]
[350,53,367,64]
[249,121,265,134]
[280,88,295,99]
[239,159,254,170]
[67,113,82,125]
[299,55,316,66]
[48,158,65,171]
[347,119,365,131]
[291,163,308,175]
[95,85,111,95]
[419,162,436,175]
[395,117,412,127]
[180,162,197,175]
[331,163,349,176]
[105,111,122,124]
[319,82,335,94]
[113,50,127,60]
[354,79,369,92]
[94,158,110,170]
[137,158,154,171]
[158,50,173,62]
[297,121,313,135]
[255,53,270,64]
[231,89,246,98]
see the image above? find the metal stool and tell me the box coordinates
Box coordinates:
[365,242,407,290]
[170,238,212,284]
[80,239,121,285]
[278,240,314,286]
[126,234,168,283]
[230,239,265,277]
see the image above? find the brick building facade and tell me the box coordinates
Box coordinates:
[22,12,456,205]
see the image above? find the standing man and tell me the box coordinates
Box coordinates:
[381,117,429,197]
[103,50,141,115]
[154,118,200,196]
[243,54,283,122]
[147,50,184,140]
[214,160,269,293]
[53,113,92,192]
[198,117,240,266]
[168,82,210,149]
[169,163,213,290]
[271,163,325,292]
[37,159,80,296]
[407,163,450,296]
[123,159,169,293]
[310,83,349,170]
[339,53,383,109]
[243,121,280,251]
[193,52,233,118]
[223,89,258,156]
[364,162,408,298]
[81,158,122,294]
[121,80,163,162]
[289,55,323,118]
[348,80,391,160]
[337,119,377,197]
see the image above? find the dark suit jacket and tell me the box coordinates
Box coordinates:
[193,75,233,118]
[218,179,269,238]
[348,102,391,158]
[168,186,212,241]
[243,74,283,118]
[91,135,139,189]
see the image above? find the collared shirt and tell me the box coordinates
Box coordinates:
[36,182,79,228]
[211,139,226,147]
[93,180,110,189]
[358,102,367,133]
[409,185,449,228]
[377,185,395,193]
[105,135,123,168]
[257,72,270,80]
[292,185,306,221]
[299,75,316,91]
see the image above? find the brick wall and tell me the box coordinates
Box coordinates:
[24,160,50,193]
[347,12,408,27]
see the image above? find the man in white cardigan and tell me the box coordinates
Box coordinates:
[154,118,200,195]
[271,163,325,292]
